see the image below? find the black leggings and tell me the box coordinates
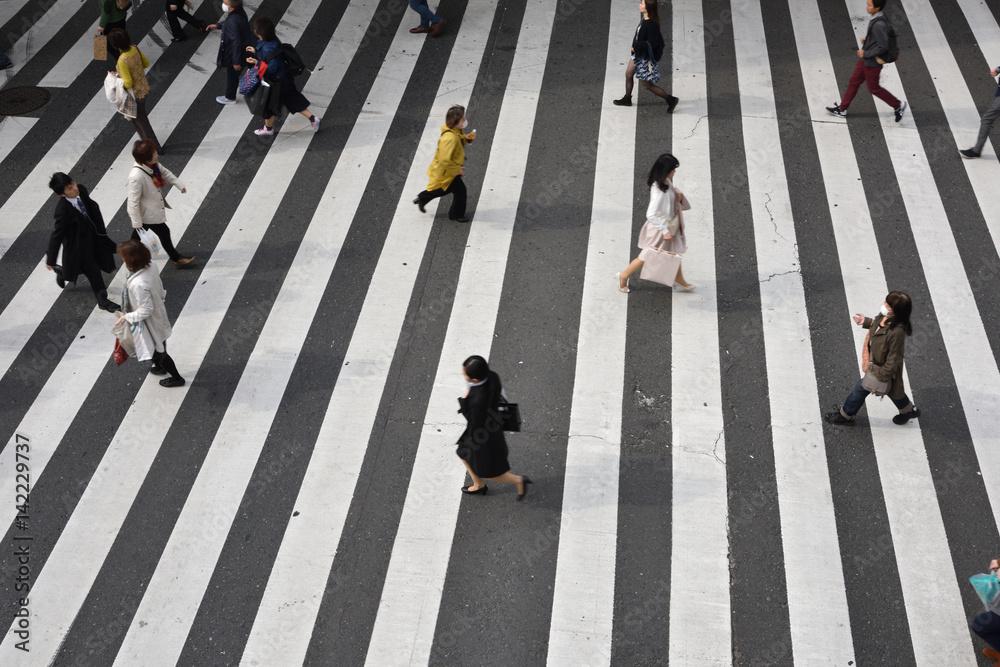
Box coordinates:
[151,343,182,379]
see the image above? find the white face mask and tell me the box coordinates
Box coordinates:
[460,119,468,129]
[222,3,231,12]
[879,304,891,316]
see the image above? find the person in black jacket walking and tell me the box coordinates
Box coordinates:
[826,0,907,123]
[456,356,532,500]
[166,0,208,43]
[208,0,253,105]
[613,0,677,111]
[45,173,120,313]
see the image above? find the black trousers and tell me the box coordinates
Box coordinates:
[151,343,183,379]
[225,66,240,100]
[132,223,180,262]
[417,175,467,218]
[58,258,109,301]
[165,0,205,38]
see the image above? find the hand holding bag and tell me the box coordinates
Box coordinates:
[136,227,161,256]
[497,401,521,432]
[112,312,136,365]
[861,362,889,396]
[639,236,683,287]
[238,65,262,96]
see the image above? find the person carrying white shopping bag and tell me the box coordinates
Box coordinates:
[617,152,694,293]
[114,240,186,387]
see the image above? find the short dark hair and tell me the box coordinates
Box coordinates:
[647,153,680,191]
[49,172,74,195]
[117,239,151,272]
[872,0,887,9]
[885,291,912,336]
[132,138,157,164]
[463,355,489,382]
[226,0,243,10]
[253,17,276,41]
[446,104,465,128]
[107,28,131,54]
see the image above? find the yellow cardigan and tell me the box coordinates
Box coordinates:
[117,46,149,90]
[426,124,469,191]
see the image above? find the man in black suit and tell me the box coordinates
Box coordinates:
[46,173,120,312]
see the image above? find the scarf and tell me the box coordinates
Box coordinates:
[121,269,135,313]
[149,163,166,189]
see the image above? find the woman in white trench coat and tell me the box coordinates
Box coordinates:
[114,240,186,387]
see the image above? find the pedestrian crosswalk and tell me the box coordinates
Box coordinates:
[1,0,999,664]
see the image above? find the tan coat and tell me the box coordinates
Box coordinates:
[127,162,182,228]
[863,315,907,400]
[426,124,468,191]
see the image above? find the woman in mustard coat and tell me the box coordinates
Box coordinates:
[825,290,920,425]
[413,104,475,223]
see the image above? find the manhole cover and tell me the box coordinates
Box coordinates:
[0,86,50,116]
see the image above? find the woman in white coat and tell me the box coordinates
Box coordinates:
[617,153,693,292]
[127,139,195,269]
[114,240,185,387]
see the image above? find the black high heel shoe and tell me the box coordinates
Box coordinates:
[516,477,532,501]
[461,484,487,495]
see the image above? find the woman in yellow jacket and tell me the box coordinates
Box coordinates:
[109,29,162,153]
[413,104,475,223]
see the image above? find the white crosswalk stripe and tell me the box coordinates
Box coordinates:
[0,0,999,665]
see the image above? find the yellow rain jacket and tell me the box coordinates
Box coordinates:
[426,124,468,191]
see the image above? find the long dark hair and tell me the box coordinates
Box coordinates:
[253,16,277,41]
[644,0,661,26]
[647,153,679,192]
[885,291,912,336]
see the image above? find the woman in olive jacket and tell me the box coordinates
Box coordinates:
[825,290,920,425]
[413,104,475,222]
[456,356,531,500]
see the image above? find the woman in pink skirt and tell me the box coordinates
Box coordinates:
[617,153,693,292]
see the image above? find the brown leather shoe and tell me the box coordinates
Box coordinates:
[173,256,195,268]
[409,26,429,33]
[430,19,444,37]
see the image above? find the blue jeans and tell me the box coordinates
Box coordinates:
[974,95,1000,154]
[409,0,440,28]
[973,610,1000,651]
[0,51,11,68]
[841,377,911,417]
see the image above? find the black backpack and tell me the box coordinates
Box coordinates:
[871,17,900,64]
[276,43,308,76]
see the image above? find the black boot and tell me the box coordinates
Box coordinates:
[53,265,65,289]
[612,94,632,107]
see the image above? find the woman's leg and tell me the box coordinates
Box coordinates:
[166,0,185,39]
[461,460,485,491]
[486,471,526,495]
[841,377,870,418]
[619,256,645,289]
[446,176,467,219]
[674,265,692,288]
[143,223,179,261]
[624,59,636,97]
[152,348,183,380]
[131,98,162,152]
[639,79,670,100]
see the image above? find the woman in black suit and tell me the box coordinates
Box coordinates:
[45,172,119,312]
[457,356,531,500]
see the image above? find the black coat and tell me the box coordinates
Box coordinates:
[46,185,117,282]
[216,7,254,69]
[456,371,510,478]
[632,18,664,62]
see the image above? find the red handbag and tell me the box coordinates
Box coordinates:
[113,339,128,366]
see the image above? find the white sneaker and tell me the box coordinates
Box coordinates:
[216,96,236,105]
[254,126,274,136]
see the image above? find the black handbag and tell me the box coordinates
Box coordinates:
[498,401,521,432]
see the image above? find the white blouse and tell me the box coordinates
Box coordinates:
[646,179,676,234]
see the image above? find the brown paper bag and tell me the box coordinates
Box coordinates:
[94,34,107,61]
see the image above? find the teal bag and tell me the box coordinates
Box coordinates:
[970,573,1000,613]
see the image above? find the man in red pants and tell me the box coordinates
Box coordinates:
[826,0,907,123]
